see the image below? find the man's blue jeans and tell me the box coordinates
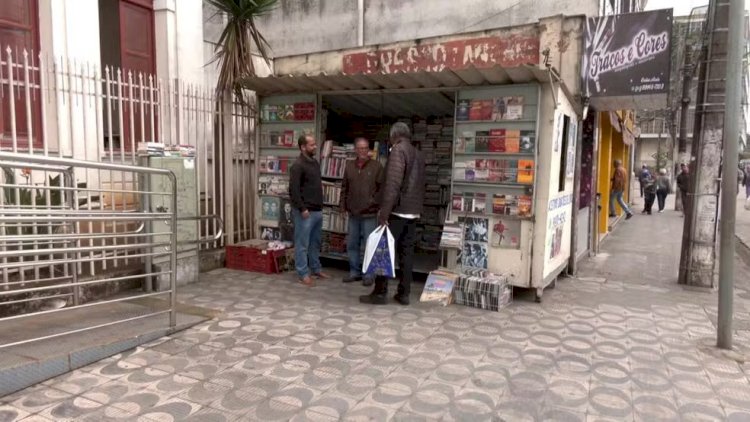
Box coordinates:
[609,190,632,215]
[293,209,322,278]
[347,216,377,279]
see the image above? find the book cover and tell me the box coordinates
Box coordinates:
[473,193,487,213]
[268,105,279,121]
[517,159,535,184]
[504,96,524,120]
[282,130,295,147]
[293,102,315,121]
[261,196,280,221]
[282,105,295,121]
[488,168,502,182]
[465,135,476,153]
[489,129,506,152]
[465,168,475,181]
[492,219,521,249]
[492,194,507,214]
[456,100,470,121]
[475,168,489,181]
[453,162,466,181]
[505,129,520,153]
[479,100,493,120]
[420,270,458,306]
[463,192,474,209]
[520,130,535,153]
[452,193,464,211]
[518,195,532,217]
[492,97,506,121]
[455,136,466,153]
[469,100,483,121]
[475,131,489,152]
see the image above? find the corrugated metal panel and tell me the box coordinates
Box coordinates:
[241,65,544,96]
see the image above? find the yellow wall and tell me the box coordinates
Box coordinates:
[596,111,632,236]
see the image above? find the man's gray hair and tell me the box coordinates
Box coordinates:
[390,122,411,141]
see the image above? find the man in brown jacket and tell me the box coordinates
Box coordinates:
[360,122,425,306]
[341,137,383,286]
[609,159,633,220]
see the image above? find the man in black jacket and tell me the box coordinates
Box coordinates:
[289,135,327,287]
[360,122,425,306]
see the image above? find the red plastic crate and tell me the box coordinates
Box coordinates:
[226,244,286,274]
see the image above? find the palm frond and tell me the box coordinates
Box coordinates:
[208,0,278,102]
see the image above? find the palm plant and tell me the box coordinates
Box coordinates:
[207,0,278,102]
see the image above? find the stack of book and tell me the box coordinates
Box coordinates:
[137,142,165,157]
[322,208,348,233]
[321,231,346,255]
[320,141,354,179]
[456,130,535,154]
[439,221,463,249]
[452,271,512,311]
[322,181,342,205]
[453,158,535,184]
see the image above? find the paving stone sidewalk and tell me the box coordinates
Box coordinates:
[2,198,750,421]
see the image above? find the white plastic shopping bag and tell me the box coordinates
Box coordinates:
[361,225,396,278]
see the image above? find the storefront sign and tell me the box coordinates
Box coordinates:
[343,35,540,75]
[582,9,672,109]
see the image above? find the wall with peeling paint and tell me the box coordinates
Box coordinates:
[256,0,598,58]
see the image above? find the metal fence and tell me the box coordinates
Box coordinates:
[0,47,254,262]
[0,152,178,348]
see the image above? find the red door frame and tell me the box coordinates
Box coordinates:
[0,0,43,150]
[118,0,157,151]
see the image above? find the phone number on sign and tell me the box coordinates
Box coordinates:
[632,83,665,93]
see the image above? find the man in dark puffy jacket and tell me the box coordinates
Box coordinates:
[359,122,425,306]
[340,137,383,286]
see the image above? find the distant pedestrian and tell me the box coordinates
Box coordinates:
[360,122,425,306]
[340,137,383,287]
[744,165,750,199]
[638,164,650,198]
[676,163,690,217]
[641,173,657,215]
[609,159,633,220]
[655,168,672,213]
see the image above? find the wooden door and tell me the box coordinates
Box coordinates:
[118,0,157,150]
[0,0,42,150]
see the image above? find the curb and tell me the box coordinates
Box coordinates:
[736,234,750,267]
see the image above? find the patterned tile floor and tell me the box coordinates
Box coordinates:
[2,198,750,421]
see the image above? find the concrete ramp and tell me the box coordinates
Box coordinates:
[0,298,218,397]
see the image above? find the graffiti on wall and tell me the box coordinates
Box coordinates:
[343,35,540,75]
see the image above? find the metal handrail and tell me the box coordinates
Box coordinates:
[0,152,179,349]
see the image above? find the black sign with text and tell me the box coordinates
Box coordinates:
[582,9,673,108]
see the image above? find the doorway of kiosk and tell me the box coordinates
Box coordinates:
[317,90,456,274]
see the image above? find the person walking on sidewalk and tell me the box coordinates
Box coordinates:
[743,164,750,199]
[289,135,329,287]
[677,163,690,217]
[641,173,657,215]
[360,122,425,306]
[609,159,633,220]
[655,168,672,213]
[638,164,651,198]
[340,137,384,287]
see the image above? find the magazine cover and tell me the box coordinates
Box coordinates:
[456,99,470,121]
[420,270,458,306]
[261,196,280,221]
[504,96,524,120]
[491,219,521,249]
[492,98,507,121]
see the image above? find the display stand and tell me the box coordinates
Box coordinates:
[255,95,316,242]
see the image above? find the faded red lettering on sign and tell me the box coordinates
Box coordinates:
[343,36,540,75]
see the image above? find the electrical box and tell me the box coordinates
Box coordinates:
[143,156,199,290]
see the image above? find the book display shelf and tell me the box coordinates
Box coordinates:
[447,85,540,279]
[256,95,316,242]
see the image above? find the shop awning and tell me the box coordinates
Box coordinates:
[241,64,557,97]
